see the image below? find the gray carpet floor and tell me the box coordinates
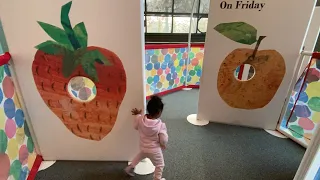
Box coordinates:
[35,89,305,180]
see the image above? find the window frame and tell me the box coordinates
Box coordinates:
[144,0,208,43]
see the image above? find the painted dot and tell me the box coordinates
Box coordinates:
[288,112,298,123]
[174,60,179,67]
[4,65,11,77]
[183,69,187,76]
[147,50,154,55]
[177,53,182,60]
[172,72,177,79]
[191,58,199,66]
[189,52,195,59]
[28,153,36,170]
[19,167,29,180]
[176,66,181,73]
[295,92,308,103]
[187,76,192,82]
[0,89,3,104]
[7,139,18,160]
[164,54,171,63]
[147,77,153,84]
[145,55,150,63]
[161,49,168,55]
[79,87,91,101]
[180,76,185,83]
[171,66,176,73]
[27,138,34,153]
[13,94,21,109]
[154,89,160,94]
[16,128,25,145]
[306,82,320,98]
[0,154,10,179]
[4,98,15,119]
[0,109,4,129]
[175,48,180,53]
[189,70,196,76]
[146,63,153,71]
[157,68,163,76]
[289,125,304,138]
[161,63,167,70]
[158,55,164,63]
[0,130,8,153]
[160,75,165,82]
[166,74,172,81]
[168,48,175,54]
[157,82,162,89]
[197,69,202,77]
[169,80,174,86]
[180,48,185,53]
[179,59,185,66]
[168,61,174,68]
[306,68,320,83]
[155,49,160,55]
[298,117,315,130]
[295,105,311,118]
[172,53,177,60]
[196,52,204,59]
[10,160,21,180]
[154,75,160,83]
[183,52,188,59]
[5,119,16,139]
[175,78,180,84]
[15,109,24,128]
[165,68,170,75]
[24,123,31,138]
[308,97,320,112]
[151,55,158,63]
[19,145,28,165]
[151,69,157,76]
[154,62,160,70]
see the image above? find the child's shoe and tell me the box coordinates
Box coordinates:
[124,166,135,177]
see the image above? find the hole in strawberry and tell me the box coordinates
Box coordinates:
[234,64,255,81]
[67,76,97,103]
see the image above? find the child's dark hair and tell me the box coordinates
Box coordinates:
[147,95,164,116]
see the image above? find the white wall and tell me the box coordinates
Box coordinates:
[0,0,145,161]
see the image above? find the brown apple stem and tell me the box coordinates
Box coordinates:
[243,36,266,64]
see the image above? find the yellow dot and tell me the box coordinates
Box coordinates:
[14,94,22,109]
[158,55,164,63]
[160,75,165,82]
[0,108,5,129]
[305,82,320,98]
[174,60,179,66]
[8,139,19,160]
[312,112,320,123]
[28,152,37,170]
[192,48,200,53]
[16,127,25,145]
[163,81,169,88]
[84,78,95,89]
[151,69,157,76]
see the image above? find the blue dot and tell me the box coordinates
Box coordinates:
[179,60,185,66]
[196,70,202,77]
[19,167,29,180]
[170,66,176,72]
[296,92,308,103]
[0,88,3,104]
[154,75,160,83]
[154,62,160,70]
[288,103,293,111]
[183,69,187,76]
[4,98,15,119]
[168,86,172,90]
[180,48,185,53]
[164,54,171,63]
[72,90,77,97]
[161,63,167,70]
[145,55,151,64]
[168,61,173,68]
[154,89,160,93]
[15,109,24,128]
[4,65,11,77]
[146,63,153,71]
[147,50,154,55]
[166,74,172,81]
[187,76,192,82]
[196,82,200,85]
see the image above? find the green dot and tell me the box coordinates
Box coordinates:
[177,53,182,60]
[10,160,22,180]
[189,70,196,76]
[169,80,174,86]
[0,130,8,153]
[157,82,162,88]
[27,138,34,153]
[173,84,177,88]
[147,77,153,84]
[175,48,180,53]
[176,66,181,73]
[155,49,161,55]
[189,52,195,59]
[308,97,320,112]
[195,65,201,71]
[151,55,158,63]
[180,76,185,83]
[92,86,97,95]
[289,125,304,138]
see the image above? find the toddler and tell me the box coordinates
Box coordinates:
[125,95,168,180]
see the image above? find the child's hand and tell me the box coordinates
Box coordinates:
[131,108,142,115]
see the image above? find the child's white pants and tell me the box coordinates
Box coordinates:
[130,151,164,180]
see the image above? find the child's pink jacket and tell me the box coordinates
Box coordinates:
[134,114,168,153]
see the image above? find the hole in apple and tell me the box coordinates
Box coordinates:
[67,76,97,102]
[234,64,255,81]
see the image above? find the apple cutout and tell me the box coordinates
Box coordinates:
[214,22,286,109]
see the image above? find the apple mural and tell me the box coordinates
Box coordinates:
[214,22,286,109]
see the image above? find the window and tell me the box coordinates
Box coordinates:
[144,0,210,43]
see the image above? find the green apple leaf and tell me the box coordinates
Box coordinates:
[214,22,257,45]
[37,21,74,50]
[73,22,88,48]
[62,52,78,78]
[61,1,81,50]
[35,40,71,55]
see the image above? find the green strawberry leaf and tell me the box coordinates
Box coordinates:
[88,49,112,66]
[73,22,88,48]
[35,40,71,55]
[62,52,78,78]
[81,61,99,82]
[61,1,81,50]
[214,22,257,45]
[37,21,74,50]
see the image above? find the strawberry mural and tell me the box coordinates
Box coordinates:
[32,1,126,141]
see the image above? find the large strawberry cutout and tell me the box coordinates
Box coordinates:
[32,1,126,141]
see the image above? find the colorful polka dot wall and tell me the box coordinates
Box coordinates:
[0,64,37,180]
[281,58,320,145]
[145,46,204,96]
